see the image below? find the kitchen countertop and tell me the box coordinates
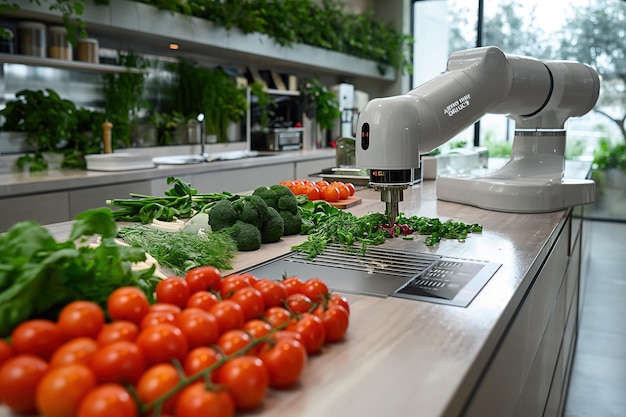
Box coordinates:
[0,160,591,417]
[0,148,335,198]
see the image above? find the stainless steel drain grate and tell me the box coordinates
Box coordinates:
[241,244,500,307]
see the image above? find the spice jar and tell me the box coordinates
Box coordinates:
[17,21,46,57]
[76,38,99,63]
[47,25,72,60]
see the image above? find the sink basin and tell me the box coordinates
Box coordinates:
[153,150,267,165]
[85,153,155,171]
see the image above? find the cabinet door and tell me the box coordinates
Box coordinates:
[0,192,69,232]
[192,163,293,193]
[69,180,152,217]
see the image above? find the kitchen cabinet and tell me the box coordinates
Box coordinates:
[0,150,335,231]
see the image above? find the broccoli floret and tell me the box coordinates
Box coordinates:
[233,195,270,228]
[261,207,284,243]
[277,194,298,214]
[280,210,302,235]
[208,199,238,232]
[252,186,278,209]
[225,220,262,251]
[269,184,294,200]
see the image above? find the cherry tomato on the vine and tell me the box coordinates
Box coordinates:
[263,306,292,329]
[10,319,63,361]
[220,274,251,299]
[175,383,235,417]
[0,339,13,368]
[49,337,98,368]
[155,276,191,308]
[140,310,177,329]
[282,276,304,296]
[253,279,287,308]
[216,356,268,411]
[258,337,307,389]
[96,321,139,345]
[0,354,48,414]
[76,383,138,417]
[183,346,222,378]
[149,303,182,316]
[216,329,252,356]
[175,307,220,348]
[36,363,97,417]
[136,363,181,415]
[322,185,340,202]
[285,293,313,314]
[135,323,188,366]
[184,265,222,293]
[230,286,265,320]
[314,304,350,343]
[186,290,220,311]
[90,340,146,385]
[301,278,330,303]
[287,313,326,355]
[107,286,150,324]
[328,293,350,315]
[57,300,105,340]
[209,300,245,333]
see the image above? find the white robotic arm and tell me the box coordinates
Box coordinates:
[356,46,600,219]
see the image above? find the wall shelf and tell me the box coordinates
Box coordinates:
[0,53,145,74]
[11,0,396,82]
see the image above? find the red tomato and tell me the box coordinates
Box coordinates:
[149,303,182,316]
[217,329,252,356]
[136,363,180,415]
[175,308,220,348]
[238,273,259,287]
[220,274,251,298]
[175,383,234,417]
[0,354,48,414]
[77,383,137,417]
[209,300,245,333]
[331,182,350,200]
[0,339,14,368]
[258,337,307,389]
[156,276,191,308]
[242,319,272,341]
[10,319,63,361]
[345,182,356,196]
[90,340,146,385]
[183,346,222,378]
[135,323,188,366]
[49,337,98,368]
[328,293,350,315]
[287,313,326,354]
[96,321,139,345]
[57,300,105,340]
[253,279,287,307]
[36,363,97,417]
[301,277,330,303]
[285,293,313,314]
[305,185,321,201]
[186,290,220,311]
[230,286,265,320]
[314,304,350,343]
[184,265,222,293]
[281,276,304,296]
[322,186,340,202]
[315,180,329,188]
[140,310,177,329]
[107,286,150,324]
[263,306,292,329]
[216,356,268,411]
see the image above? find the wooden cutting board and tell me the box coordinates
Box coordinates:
[328,196,362,209]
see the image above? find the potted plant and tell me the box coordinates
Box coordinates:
[299,78,340,147]
[0,88,78,171]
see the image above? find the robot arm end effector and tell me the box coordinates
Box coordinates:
[356,46,600,220]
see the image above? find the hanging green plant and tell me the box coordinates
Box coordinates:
[101,51,150,148]
[250,82,276,133]
[170,59,247,143]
